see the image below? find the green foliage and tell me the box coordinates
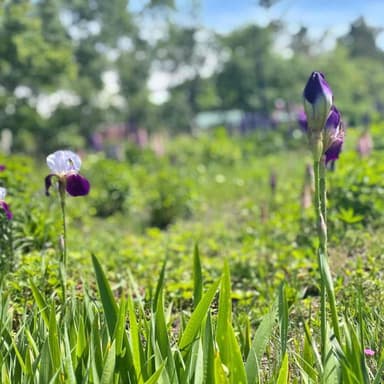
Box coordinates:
[85,156,132,217]
[0,130,384,382]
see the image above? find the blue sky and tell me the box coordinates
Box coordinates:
[176,0,384,48]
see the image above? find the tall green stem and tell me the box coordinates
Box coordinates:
[313,150,341,370]
[319,161,327,223]
[58,184,67,303]
[319,160,340,343]
[313,158,327,363]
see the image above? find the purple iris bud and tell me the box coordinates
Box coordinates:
[0,165,5,172]
[303,71,333,133]
[45,150,90,197]
[0,187,12,220]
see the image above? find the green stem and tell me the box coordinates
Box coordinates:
[319,161,327,223]
[58,184,67,304]
[313,158,327,364]
[60,191,67,266]
[319,160,341,343]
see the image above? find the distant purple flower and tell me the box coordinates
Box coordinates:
[45,150,90,197]
[0,165,5,172]
[364,348,375,357]
[303,72,333,133]
[0,187,12,220]
[298,109,308,131]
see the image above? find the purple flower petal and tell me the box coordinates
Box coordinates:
[325,106,341,131]
[45,174,56,196]
[0,201,12,220]
[304,72,333,105]
[0,165,5,171]
[325,138,343,164]
[66,174,90,196]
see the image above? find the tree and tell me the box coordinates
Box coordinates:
[338,17,384,60]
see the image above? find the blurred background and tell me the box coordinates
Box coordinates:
[1,0,383,155]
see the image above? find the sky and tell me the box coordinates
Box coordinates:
[183,0,384,48]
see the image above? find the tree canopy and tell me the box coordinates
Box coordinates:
[1,1,384,152]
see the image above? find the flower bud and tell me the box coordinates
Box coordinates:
[303,72,333,134]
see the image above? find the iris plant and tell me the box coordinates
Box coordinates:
[303,71,343,362]
[0,187,12,220]
[45,150,90,303]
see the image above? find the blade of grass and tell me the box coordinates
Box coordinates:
[179,278,220,351]
[245,304,277,383]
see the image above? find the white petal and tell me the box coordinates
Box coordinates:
[0,187,6,200]
[46,150,81,174]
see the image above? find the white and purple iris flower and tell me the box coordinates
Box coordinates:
[0,187,12,220]
[45,150,90,197]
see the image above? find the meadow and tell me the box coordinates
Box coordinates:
[1,123,384,383]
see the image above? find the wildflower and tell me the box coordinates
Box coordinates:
[0,187,12,219]
[364,348,375,357]
[45,150,90,197]
[0,165,5,171]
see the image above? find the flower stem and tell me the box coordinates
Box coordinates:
[319,160,341,343]
[314,154,341,369]
[313,158,327,363]
[58,184,67,304]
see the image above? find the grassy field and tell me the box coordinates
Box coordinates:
[1,125,384,382]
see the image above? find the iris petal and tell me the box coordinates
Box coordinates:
[0,201,12,220]
[66,174,90,196]
[325,139,343,164]
[45,174,56,196]
[325,106,341,132]
[0,187,6,200]
[47,150,82,174]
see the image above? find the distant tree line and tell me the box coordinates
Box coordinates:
[0,1,383,152]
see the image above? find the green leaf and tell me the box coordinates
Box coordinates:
[152,259,166,313]
[92,255,118,336]
[76,316,87,358]
[128,295,145,383]
[276,353,289,384]
[48,303,61,373]
[63,327,77,384]
[144,362,166,384]
[115,299,127,357]
[179,278,220,351]
[30,281,50,327]
[101,341,116,384]
[245,305,277,383]
[279,283,288,358]
[216,262,247,384]
[202,315,215,384]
